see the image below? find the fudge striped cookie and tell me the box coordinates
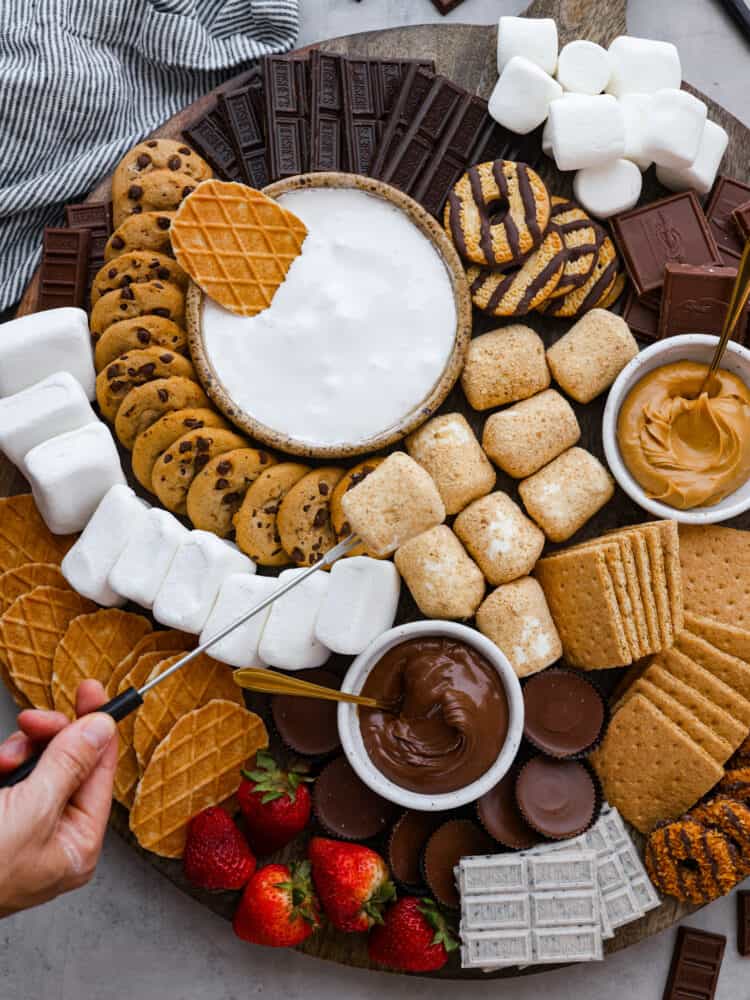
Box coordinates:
[547,197,600,298]
[467,226,566,317]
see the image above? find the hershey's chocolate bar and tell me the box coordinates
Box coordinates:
[183,109,245,182]
[662,926,725,1000]
[219,80,269,188]
[263,55,311,181]
[38,227,90,310]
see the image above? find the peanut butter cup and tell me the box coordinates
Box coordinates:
[388,810,447,889]
[422,820,495,909]
[271,668,342,757]
[476,772,539,849]
[515,757,596,840]
[313,756,400,842]
[522,668,606,759]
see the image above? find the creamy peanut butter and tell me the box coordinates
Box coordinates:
[617,360,750,509]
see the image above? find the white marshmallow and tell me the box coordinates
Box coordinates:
[200,573,279,668]
[315,557,401,656]
[152,531,255,634]
[542,95,575,157]
[61,485,149,606]
[0,372,97,468]
[620,94,654,171]
[606,36,682,97]
[642,88,707,169]
[548,94,625,171]
[23,422,126,535]
[0,308,95,400]
[489,57,562,136]
[108,508,189,609]
[556,40,612,95]
[656,119,729,196]
[573,159,643,219]
[259,568,331,671]
[497,16,558,75]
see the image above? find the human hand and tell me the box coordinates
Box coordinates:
[0,680,117,917]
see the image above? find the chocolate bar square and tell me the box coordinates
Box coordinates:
[738,891,750,957]
[612,192,721,297]
[263,55,310,181]
[430,0,467,12]
[658,262,747,342]
[219,81,269,188]
[662,926,725,1000]
[623,289,660,342]
[65,201,112,291]
[183,109,245,182]
[732,199,750,243]
[37,227,90,311]
[706,175,750,260]
[309,50,348,173]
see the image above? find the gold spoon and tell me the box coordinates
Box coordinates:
[698,239,750,395]
[233,666,391,711]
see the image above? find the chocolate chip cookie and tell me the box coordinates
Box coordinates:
[91,251,188,304]
[95,348,196,423]
[112,139,211,207]
[93,316,187,372]
[467,226,566,317]
[115,377,211,449]
[90,280,186,335]
[113,169,199,228]
[131,408,230,491]
[104,211,175,262]
[151,428,248,515]
[277,467,345,567]
[186,448,277,537]
[233,463,311,567]
[330,458,385,558]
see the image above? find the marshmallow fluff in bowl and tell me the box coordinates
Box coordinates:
[200,185,458,451]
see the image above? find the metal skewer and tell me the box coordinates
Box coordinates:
[0,534,360,788]
[697,239,750,395]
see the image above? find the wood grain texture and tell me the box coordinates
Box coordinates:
[4,0,748,978]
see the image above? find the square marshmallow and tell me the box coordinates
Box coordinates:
[24,422,127,535]
[61,485,150,606]
[489,57,562,136]
[200,573,279,668]
[620,94,653,171]
[556,40,612,95]
[548,94,625,171]
[656,119,729,196]
[0,372,97,468]
[497,16,558,75]
[315,557,401,656]
[543,94,575,157]
[0,308,95,400]
[606,36,682,97]
[259,568,331,671]
[152,531,255,634]
[573,159,643,220]
[642,89,707,169]
[108,508,189,609]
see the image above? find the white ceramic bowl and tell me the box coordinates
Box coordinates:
[337,620,524,811]
[603,334,750,525]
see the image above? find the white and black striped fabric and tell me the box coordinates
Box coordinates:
[0,0,299,311]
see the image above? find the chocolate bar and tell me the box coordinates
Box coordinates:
[612,192,722,298]
[659,262,748,342]
[263,55,310,181]
[732,199,750,242]
[219,82,269,188]
[37,227,90,311]
[183,109,245,182]
[705,175,750,260]
[65,201,112,291]
[737,890,750,956]
[309,50,348,172]
[662,927,725,1000]
[369,66,436,176]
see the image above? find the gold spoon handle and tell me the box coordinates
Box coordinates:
[233,666,387,711]
[700,239,750,392]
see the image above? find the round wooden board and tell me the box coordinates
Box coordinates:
[6,0,750,980]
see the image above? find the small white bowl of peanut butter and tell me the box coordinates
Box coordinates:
[603,334,750,524]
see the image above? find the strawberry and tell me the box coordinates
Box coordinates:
[238,751,312,855]
[368,897,457,972]
[308,837,396,932]
[183,806,256,891]
[233,861,320,948]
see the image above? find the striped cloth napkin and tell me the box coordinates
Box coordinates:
[0,0,299,311]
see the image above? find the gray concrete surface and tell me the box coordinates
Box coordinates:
[2,2,750,998]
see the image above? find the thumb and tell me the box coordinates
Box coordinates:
[25,713,117,816]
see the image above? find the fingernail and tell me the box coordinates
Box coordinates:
[2,733,27,756]
[82,714,116,750]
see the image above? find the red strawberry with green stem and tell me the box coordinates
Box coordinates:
[233,861,321,948]
[183,806,256,891]
[238,751,312,856]
[368,897,457,972]
[308,836,396,932]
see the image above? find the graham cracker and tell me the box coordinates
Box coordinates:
[679,524,750,629]
[535,547,631,668]
[658,519,683,634]
[627,531,661,653]
[677,630,750,702]
[608,523,673,647]
[625,676,733,764]
[684,612,750,663]
[660,647,750,729]
[590,693,724,833]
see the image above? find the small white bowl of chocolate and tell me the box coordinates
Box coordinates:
[338,619,525,811]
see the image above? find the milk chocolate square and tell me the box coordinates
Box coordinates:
[705,175,750,260]
[612,192,721,297]
[623,289,660,342]
[732,199,750,243]
[658,263,748,342]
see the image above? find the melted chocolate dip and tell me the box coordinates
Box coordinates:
[359,637,509,795]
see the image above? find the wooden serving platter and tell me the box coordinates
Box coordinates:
[6,0,750,980]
